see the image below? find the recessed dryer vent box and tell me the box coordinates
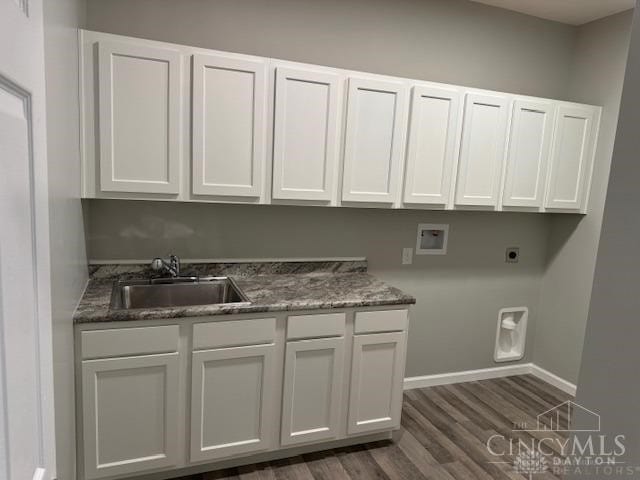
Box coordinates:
[416,224,449,255]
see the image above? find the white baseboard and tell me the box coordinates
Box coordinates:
[404,362,576,396]
[528,364,577,396]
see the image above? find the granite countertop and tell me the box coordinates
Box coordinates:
[73,260,416,323]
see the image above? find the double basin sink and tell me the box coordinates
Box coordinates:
[110,276,250,310]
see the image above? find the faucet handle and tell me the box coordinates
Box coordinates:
[151,257,164,271]
[169,254,180,277]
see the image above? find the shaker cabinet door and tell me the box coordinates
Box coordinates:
[190,344,276,462]
[545,104,598,212]
[348,332,406,435]
[272,66,343,202]
[192,53,267,198]
[281,337,345,446]
[502,100,555,208]
[97,40,182,194]
[81,353,180,479]
[342,77,408,204]
[403,85,462,206]
[455,93,510,208]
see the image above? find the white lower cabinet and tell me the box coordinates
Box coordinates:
[190,344,276,462]
[81,353,180,479]
[281,337,345,446]
[348,332,406,435]
[77,309,409,479]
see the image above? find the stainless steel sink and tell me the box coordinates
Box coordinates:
[110,277,250,310]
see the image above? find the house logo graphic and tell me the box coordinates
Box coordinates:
[532,400,601,432]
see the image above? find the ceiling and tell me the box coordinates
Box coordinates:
[469,0,635,25]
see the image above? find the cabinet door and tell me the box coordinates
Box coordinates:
[455,93,510,207]
[545,104,598,211]
[342,77,408,204]
[81,353,179,479]
[98,40,182,194]
[502,100,554,208]
[281,337,345,446]
[403,85,462,206]
[348,332,406,435]
[190,344,275,462]
[192,54,267,198]
[272,67,343,202]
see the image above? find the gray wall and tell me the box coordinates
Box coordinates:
[83,0,577,378]
[534,11,632,383]
[572,3,640,468]
[85,0,575,99]
[43,0,88,478]
[85,201,549,376]
[83,0,625,382]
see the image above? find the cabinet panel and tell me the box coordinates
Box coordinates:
[455,93,510,207]
[98,40,181,194]
[81,325,179,359]
[272,67,343,201]
[354,309,408,334]
[545,105,598,211]
[81,353,179,479]
[403,85,462,206]
[192,54,267,197]
[281,337,345,446]
[342,77,408,204]
[193,318,276,350]
[190,345,275,462]
[503,100,554,208]
[348,332,406,435]
[286,313,345,340]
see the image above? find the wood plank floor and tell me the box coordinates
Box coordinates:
[175,374,572,480]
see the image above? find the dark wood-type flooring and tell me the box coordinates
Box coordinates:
[173,374,572,480]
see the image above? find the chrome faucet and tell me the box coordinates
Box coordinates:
[151,254,181,277]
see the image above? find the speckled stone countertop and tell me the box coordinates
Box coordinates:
[73,260,415,324]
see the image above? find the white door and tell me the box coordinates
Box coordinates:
[272,66,343,202]
[502,100,555,208]
[192,54,267,198]
[455,93,511,207]
[403,85,462,206]
[190,344,275,462]
[81,354,180,479]
[0,1,56,479]
[98,40,182,194]
[342,77,408,204]
[348,332,406,435]
[545,104,598,212]
[281,337,345,446]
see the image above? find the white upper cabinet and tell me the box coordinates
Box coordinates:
[97,40,182,194]
[272,66,343,202]
[403,85,462,207]
[545,104,600,212]
[342,77,409,204]
[455,93,511,208]
[80,31,602,215]
[192,54,267,198]
[502,99,555,208]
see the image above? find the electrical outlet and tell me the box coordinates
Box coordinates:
[506,247,520,263]
[402,248,413,265]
